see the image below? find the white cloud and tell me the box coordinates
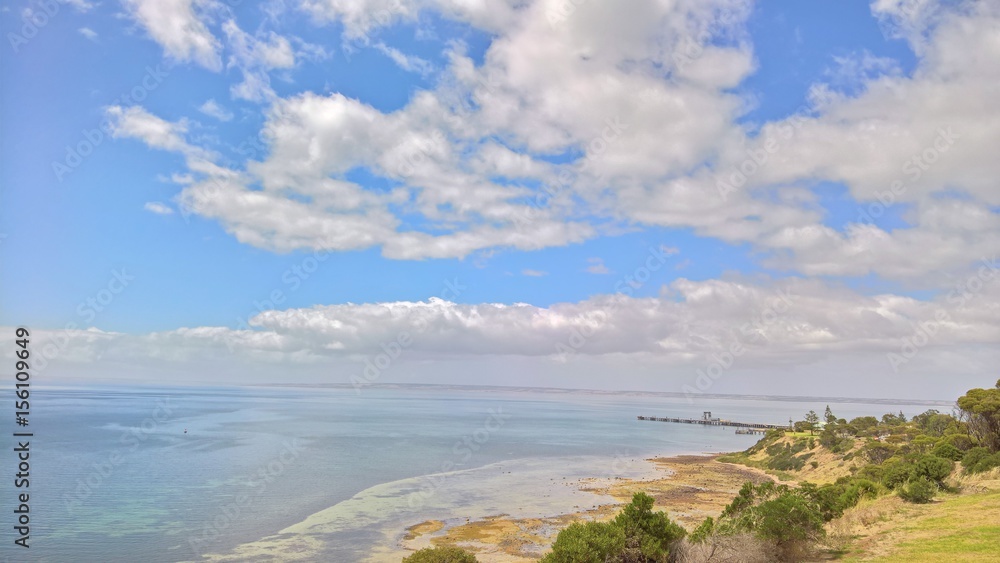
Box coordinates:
[144,201,175,215]
[522,269,548,277]
[79,27,99,41]
[222,19,297,101]
[586,258,610,275]
[112,0,999,287]
[373,42,433,76]
[122,0,223,71]
[198,98,233,121]
[8,277,998,396]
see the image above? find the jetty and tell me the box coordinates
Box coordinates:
[637,411,788,435]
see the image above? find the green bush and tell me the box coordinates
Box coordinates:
[541,492,684,563]
[840,479,881,507]
[402,546,479,563]
[898,477,936,504]
[879,460,914,490]
[931,442,963,461]
[962,447,1000,474]
[688,517,715,544]
[914,454,954,484]
[612,492,687,560]
[752,493,826,554]
[540,521,624,563]
[799,482,845,521]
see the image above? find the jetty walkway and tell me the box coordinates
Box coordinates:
[637,411,789,435]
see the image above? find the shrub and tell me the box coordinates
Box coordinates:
[403,546,479,563]
[838,479,881,509]
[879,460,914,490]
[753,493,826,560]
[898,477,936,504]
[540,521,625,563]
[931,442,963,461]
[799,482,845,521]
[688,517,715,544]
[914,454,954,484]
[542,492,685,563]
[962,447,1000,474]
[810,461,819,469]
[612,492,687,560]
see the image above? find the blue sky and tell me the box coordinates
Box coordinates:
[1,0,998,398]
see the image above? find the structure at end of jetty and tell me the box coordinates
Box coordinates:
[637,411,789,435]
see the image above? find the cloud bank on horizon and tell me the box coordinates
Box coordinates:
[1,0,998,398]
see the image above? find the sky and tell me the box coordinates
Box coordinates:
[1,0,998,400]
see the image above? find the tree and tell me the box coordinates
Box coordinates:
[403,546,479,563]
[957,379,1000,452]
[860,441,897,465]
[824,405,837,424]
[849,416,880,435]
[804,410,820,435]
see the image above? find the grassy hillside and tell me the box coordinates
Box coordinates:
[715,421,1000,561]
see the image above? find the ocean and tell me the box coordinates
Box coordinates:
[2,385,948,562]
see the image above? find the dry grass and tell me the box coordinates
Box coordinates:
[673,534,779,563]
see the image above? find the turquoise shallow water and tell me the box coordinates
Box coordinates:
[0,385,945,562]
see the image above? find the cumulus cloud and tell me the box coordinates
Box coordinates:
[8,277,999,387]
[110,0,999,287]
[79,27,98,41]
[122,0,223,71]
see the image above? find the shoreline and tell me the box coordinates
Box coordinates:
[396,454,777,562]
[196,451,767,562]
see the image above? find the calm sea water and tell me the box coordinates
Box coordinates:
[1,385,946,562]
